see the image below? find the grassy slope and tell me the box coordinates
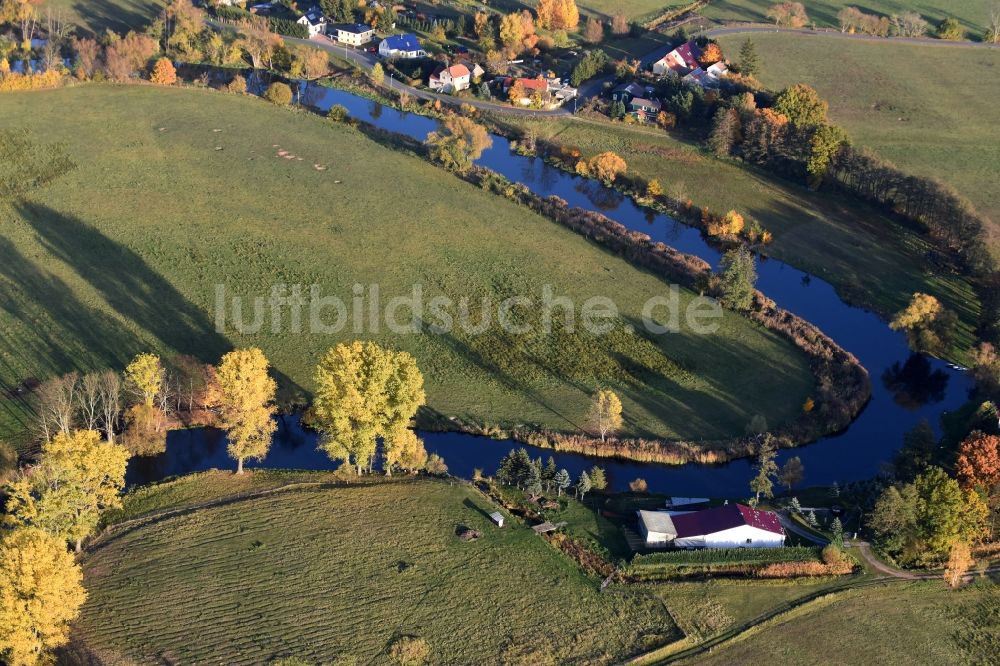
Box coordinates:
[48,0,166,35]
[0,84,814,445]
[77,478,678,664]
[701,0,994,32]
[684,580,1000,665]
[716,33,1000,249]
[504,116,980,359]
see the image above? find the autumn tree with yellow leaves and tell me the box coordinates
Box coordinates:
[313,341,426,475]
[536,0,579,30]
[0,528,87,666]
[5,429,130,552]
[585,389,623,442]
[216,347,278,475]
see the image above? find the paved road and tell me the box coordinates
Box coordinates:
[699,24,1000,50]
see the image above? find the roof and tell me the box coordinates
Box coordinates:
[630,97,661,111]
[673,41,702,68]
[637,510,677,535]
[432,63,470,80]
[382,33,422,51]
[612,81,644,97]
[333,23,373,34]
[516,77,548,91]
[489,511,504,522]
[299,9,325,25]
[671,504,784,538]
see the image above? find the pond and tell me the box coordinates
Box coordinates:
[127,81,973,496]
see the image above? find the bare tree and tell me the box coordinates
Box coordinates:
[41,7,73,71]
[35,372,79,440]
[97,370,123,443]
[987,5,1000,43]
[77,372,102,431]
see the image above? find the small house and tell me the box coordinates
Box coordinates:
[628,96,661,120]
[331,23,375,46]
[379,33,426,59]
[457,59,485,81]
[610,81,645,103]
[296,8,327,37]
[429,63,471,93]
[652,41,701,76]
[489,511,504,527]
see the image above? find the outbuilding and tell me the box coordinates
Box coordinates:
[637,509,677,548]
[671,504,785,549]
[489,511,504,527]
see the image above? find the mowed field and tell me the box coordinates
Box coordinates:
[48,0,166,35]
[716,33,1000,250]
[0,85,814,445]
[701,0,995,32]
[76,478,678,664]
[683,581,1000,665]
[503,116,980,360]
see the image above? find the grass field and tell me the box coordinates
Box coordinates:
[76,477,678,664]
[502,116,980,360]
[684,580,1000,665]
[715,33,1000,250]
[700,0,996,33]
[48,0,166,35]
[0,84,814,446]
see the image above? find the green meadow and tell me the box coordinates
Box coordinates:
[0,84,814,446]
[77,476,678,664]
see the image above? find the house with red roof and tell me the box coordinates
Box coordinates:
[652,41,702,76]
[637,503,785,549]
[429,63,471,93]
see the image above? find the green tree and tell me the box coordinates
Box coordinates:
[216,347,278,475]
[778,456,804,492]
[0,528,87,665]
[719,246,757,311]
[737,38,758,77]
[5,430,130,552]
[585,389,623,441]
[893,419,936,483]
[576,470,592,499]
[589,465,607,491]
[749,435,778,504]
[830,516,844,546]
[806,123,849,184]
[313,341,426,475]
[554,468,571,496]
[936,17,964,40]
[773,83,828,127]
[425,116,493,173]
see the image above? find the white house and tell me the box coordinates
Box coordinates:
[637,504,785,549]
[457,59,485,81]
[330,23,375,46]
[429,63,471,93]
[378,33,426,59]
[637,510,677,548]
[297,8,327,37]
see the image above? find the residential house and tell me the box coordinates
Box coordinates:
[610,81,645,103]
[330,23,375,46]
[429,63,471,93]
[628,97,661,121]
[637,503,785,549]
[652,41,701,76]
[503,76,549,105]
[457,59,485,81]
[297,7,327,37]
[705,61,729,85]
[378,33,426,59]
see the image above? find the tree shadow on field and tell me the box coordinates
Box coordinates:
[71,0,162,37]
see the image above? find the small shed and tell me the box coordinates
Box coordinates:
[489,511,504,527]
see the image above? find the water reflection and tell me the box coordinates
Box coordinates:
[881,354,950,410]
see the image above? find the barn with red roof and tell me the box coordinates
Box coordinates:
[637,503,785,549]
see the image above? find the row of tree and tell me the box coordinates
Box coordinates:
[495,447,607,500]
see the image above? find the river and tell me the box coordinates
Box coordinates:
[126,82,973,496]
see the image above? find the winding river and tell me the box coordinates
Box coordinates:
[126,83,974,495]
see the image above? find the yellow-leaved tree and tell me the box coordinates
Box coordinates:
[313,341,426,475]
[586,389,623,442]
[5,430,130,553]
[216,348,277,475]
[124,352,164,408]
[0,528,87,666]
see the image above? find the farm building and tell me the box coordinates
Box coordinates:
[637,504,785,549]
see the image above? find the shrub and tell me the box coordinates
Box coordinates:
[424,453,448,476]
[227,74,247,94]
[936,17,964,40]
[327,104,349,122]
[389,636,430,666]
[629,477,648,493]
[821,544,844,566]
[149,57,177,85]
[264,82,293,106]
